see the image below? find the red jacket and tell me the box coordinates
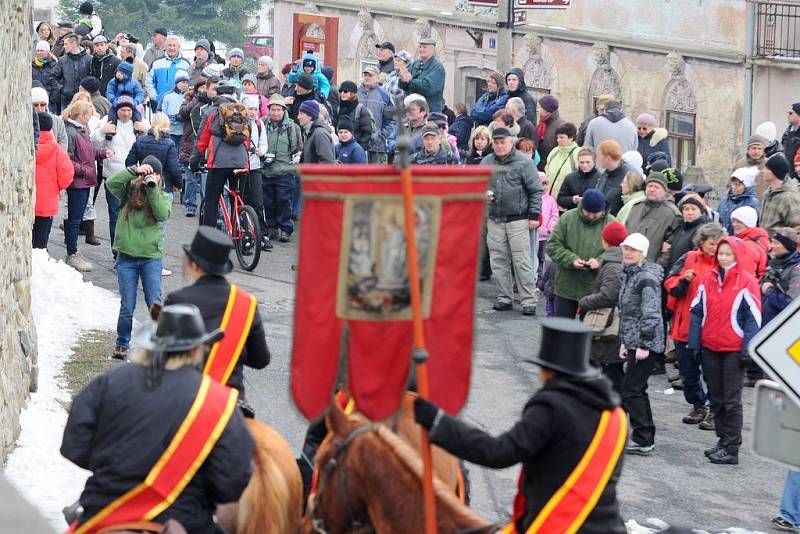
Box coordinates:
[664,249,717,342]
[35,131,74,216]
[736,226,769,279]
[688,237,762,354]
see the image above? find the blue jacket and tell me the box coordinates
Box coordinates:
[469,90,509,126]
[288,51,330,98]
[336,137,367,164]
[159,88,185,136]
[106,72,144,107]
[125,132,182,190]
[718,186,761,235]
[357,83,396,153]
[147,54,190,107]
[448,114,473,156]
[637,128,672,167]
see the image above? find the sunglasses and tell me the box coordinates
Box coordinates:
[636,126,650,130]
[33,102,48,109]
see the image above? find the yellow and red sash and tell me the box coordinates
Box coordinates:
[501,407,628,534]
[203,285,257,384]
[71,376,239,534]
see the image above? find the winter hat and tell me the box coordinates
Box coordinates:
[730,206,758,229]
[337,115,354,133]
[539,94,559,113]
[429,112,448,127]
[241,94,260,109]
[194,39,211,54]
[241,73,257,86]
[339,80,358,94]
[115,95,135,110]
[756,121,778,142]
[636,113,657,127]
[281,63,292,76]
[662,167,684,191]
[201,63,223,78]
[227,47,244,60]
[601,221,628,247]
[730,166,758,188]
[580,188,606,213]
[37,112,53,132]
[36,40,50,52]
[268,93,287,108]
[645,171,668,191]
[649,159,669,173]
[258,55,274,70]
[622,150,643,173]
[296,73,315,91]
[31,87,49,105]
[116,61,133,77]
[79,1,93,14]
[298,100,320,121]
[746,134,767,147]
[793,102,800,115]
[394,50,412,65]
[92,35,108,44]
[621,233,650,257]
[174,70,190,85]
[141,155,163,176]
[80,76,100,94]
[772,227,798,251]
[678,194,704,213]
[321,66,334,82]
[765,153,791,180]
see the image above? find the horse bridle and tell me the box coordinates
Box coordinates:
[309,423,375,534]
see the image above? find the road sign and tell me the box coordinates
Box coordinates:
[513,9,527,25]
[515,0,571,8]
[748,296,800,408]
[752,380,800,469]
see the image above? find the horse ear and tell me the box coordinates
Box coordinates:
[326,397,350,437]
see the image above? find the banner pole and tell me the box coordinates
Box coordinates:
[395,97,437,534]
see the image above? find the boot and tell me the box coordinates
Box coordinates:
[708,447,738,464]
[698,412,715,431]
[84,220,101,245]
[66,252,93,272]
[682,405,708,424]
[78,220,86,236]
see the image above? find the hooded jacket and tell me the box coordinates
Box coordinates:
[58,49,92,102]
[287,52,330,98]
[689,237,762,355]
[32,58,63,104]
[637,128,671,167]
[619,260,665,352]
[761,178,800,232]
[90,50,121,96]
[256,71,281,99]
[483,149,543,222]
[398,55,446,113]
[505,68,538,125]
[428,376,625,534]
[35,130,74,217]
[584,107,637,153]
[469,88,509,126]
[735,226,769,278]
[65,119,103,189]
[556,167,602,211]
[665,249,718,343]
[106,66,145,107]
[625,198,681,266]
[763,251,800,324]
[301,120,336,164]
[718,186,761,235]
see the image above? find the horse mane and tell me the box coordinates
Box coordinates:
[371,424,490,527]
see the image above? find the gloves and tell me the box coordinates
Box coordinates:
[619,343,627,360]
[635,348,650,361]
[414,397,441,430]
[189,160,201,173]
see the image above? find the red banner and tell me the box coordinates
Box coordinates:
[291,165,491,421]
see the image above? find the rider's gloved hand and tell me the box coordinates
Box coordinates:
[414,397,441,430]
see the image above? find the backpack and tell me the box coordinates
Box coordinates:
[218,102,250,145]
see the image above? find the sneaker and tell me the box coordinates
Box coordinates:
[162,268,172,277]
[269,227,280,240]
[625,442,655,456]
[278,229,291,243]
[671,378,684,390]
[682,405,708,425]
[65,252,93,272]
[493,301,513,311]
[261,235,273,251]
[185,210,196,217]
[708,447,738,464]
[771,516,799,532]
[522,305,536,316]
[532,288,544,303]
[112,346,128,360]
[704,444,722,458]
[698,413,716,431]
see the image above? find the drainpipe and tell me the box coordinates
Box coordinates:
[743,0,756,138]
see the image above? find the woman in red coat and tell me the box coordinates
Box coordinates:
[33,112,74,250]
[664,223,725,428]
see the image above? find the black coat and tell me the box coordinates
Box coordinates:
[32,60,63,104]
[125,131,183,190]
[90,51,121,97]
[58,49,92,102]
[448,114,473,155]
[557,168,602,210]
[465,147,493,166]
[596,162,633,216]
[338,99,374,150]
[429,376,626,534]
[164,275,270,394]
[783,125,800,179]
[666,215,708,273]
[517,117,537,142]
[61,364,254,534]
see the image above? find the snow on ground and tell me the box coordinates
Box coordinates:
[4,250,119,529]
[625,518,767,534]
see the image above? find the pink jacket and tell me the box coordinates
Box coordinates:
[538,193,559,240]
[245,91,269,119]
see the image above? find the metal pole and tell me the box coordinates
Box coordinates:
[743,0,756,140]
[496,0,513,73]
[393,96,438,534]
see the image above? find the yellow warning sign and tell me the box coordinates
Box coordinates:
[789,339,800,366]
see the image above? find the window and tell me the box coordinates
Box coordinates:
[255,38,268,46]
[666,110,696,171]
[465,77,488,109]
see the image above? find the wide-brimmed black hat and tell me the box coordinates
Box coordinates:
[525,318,599,378]
[182,227,234,275]
[137,304,223,352]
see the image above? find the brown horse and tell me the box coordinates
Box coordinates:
[302,401,495,534]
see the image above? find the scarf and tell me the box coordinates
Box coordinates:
[34,57,47,67]
[536,119,547,141]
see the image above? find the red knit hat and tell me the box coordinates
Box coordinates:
[601,221,628,247]
[794,149,800,165]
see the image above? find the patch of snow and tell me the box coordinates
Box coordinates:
[646,517,671,530]
[5,250,119,530]
[626,518,767,534]
[663,387,675,395]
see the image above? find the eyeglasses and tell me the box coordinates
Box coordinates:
[637,126,650,130]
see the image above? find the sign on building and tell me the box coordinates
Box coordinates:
[515,0,571,8]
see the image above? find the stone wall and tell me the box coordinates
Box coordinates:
[0,0,38,463]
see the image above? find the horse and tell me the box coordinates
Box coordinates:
[302,400,495,534]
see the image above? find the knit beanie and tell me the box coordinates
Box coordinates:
[296,73,315,91]
[298,100,320,121]
[730,206,758,229]
[662,168,684,191]
[766,153,791,180]
[678,194,704,213]
[241,73,257,86]
[116,61,133,77]
[37,111,53,132]
[258,55,274,71]
[80,76,100,94]
[36,40,50,52]
[622,150,643,173]
[227,47,244,60]
[730,166,758,188]
[772,227,799,252]
[601,221,628,247]
[793,102,800,116]
[755,121,778,142]
[201,63,223,79]
[31,86,49,105]
[621,233,650,257]
[746,134,767,148]
[115,95,135,110]
[337,115,354,133]
[636,113,657,127]
[539,94,559,113]
[645,171,668,191]
[241,94,260,109]
[195,39,211,54]
[174,70,189,85]
[141,155,163,176]
[339,80,358,94]
[580,188,606,213]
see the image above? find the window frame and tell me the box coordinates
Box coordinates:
[665,109,696,171]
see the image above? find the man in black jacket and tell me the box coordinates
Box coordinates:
[57,33,92,109]
[89,35,121,96]
[414,318,627,534]
[783,102,800,179]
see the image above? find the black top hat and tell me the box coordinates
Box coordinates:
[137,304,223,352]
[525,318,599,378]
[182,227,234,276]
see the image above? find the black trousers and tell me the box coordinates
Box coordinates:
[701,350,744,453]
[245,169,266,231]
[602,362,625,395]
[202,168,239,227]
[554,296,579,319]
[32,216,53,249]
[621,349,656,446]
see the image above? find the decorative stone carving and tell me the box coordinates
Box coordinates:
[587,43,622,100]
[454,0,498,17]
[664,52,697,112]
[356,9,378,60]
[414,18,432,42]
[523,34,552,91]
[302,3,320,13]
[305,23,325,40]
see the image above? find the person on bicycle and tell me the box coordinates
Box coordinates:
[164,227,270,416]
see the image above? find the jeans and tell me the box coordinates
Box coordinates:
[622,348,656,446]
[184,168,200,211]
[202,168,239,227]
[32,216,53,249]
[780,470,800,527]
[701,350,744,453]
[554,296,579,319]
[105,182,121,248]
[292,175,302,218]
[115,254,163,349]
[263,174,295,234]
[487,219,536,306]
[676,341,713,408]
[65,188,90,255]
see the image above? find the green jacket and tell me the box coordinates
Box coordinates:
[263,113,302,177]
[546,208,616,301]
[615,190,645,225]
[107,168,172,258]
[398,57,445,113]
[544,142,578,198]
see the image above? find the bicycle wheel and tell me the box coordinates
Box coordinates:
[234,205,262,271]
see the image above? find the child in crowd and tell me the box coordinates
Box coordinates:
[288,50,330,98]
[106,61,144,135]
[242,74,269,119]
[335,116,367,164]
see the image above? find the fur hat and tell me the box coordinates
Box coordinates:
[730,206,758,229]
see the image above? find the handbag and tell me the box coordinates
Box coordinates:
[582,307,620,338]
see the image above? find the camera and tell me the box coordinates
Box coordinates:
[144,175,158,188]
[263,153,276,164]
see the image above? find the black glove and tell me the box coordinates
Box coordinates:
[414,397,441,430]
[189,160,201,173]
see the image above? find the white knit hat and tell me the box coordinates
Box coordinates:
[621,232,650,257]
[730,206,758,229]
[31,86,49,104]
[755,121,777,143]
[36,40,50,52]
[622,150,643,173]
[258,55,274,70]
[730,166,759,189]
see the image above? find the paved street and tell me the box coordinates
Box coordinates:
[50,190,784,532]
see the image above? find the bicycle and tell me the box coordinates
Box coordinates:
[199,168,262,271]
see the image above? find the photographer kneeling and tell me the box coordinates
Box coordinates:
[107,155,173,359]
